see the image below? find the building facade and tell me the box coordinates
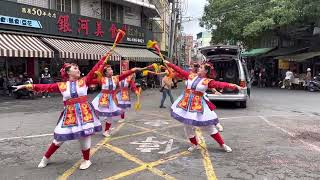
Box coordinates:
[0,0,162,81]
[180,35,193,66]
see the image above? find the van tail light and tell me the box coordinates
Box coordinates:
[239,80,246,88]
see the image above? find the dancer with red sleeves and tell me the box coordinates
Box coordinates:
[91,64,141,137]
[13,55,110,170]
[117,59,141,120]
[163,60,242,152]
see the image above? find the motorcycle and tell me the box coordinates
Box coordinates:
[307,74,320,92]
[136,78,147,91]
[13,79,34,99]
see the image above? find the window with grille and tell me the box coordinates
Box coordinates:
[102,1,124,23]
[56,0,72,13]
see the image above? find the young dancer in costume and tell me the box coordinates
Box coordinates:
[91,64,141,137]
[117,59,141,120]
[163,60,242,152]
[13,56,110,170]
[191,63,224,131]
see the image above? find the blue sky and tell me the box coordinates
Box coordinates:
[182,0,207,38]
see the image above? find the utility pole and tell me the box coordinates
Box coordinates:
[168,0,177,60]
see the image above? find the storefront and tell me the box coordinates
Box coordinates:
[0,0,160,81]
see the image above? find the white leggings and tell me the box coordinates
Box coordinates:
[53,136,91,150]
[184,124,218,138]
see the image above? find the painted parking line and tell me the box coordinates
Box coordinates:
[57,123,126,180]
[127,123,187,143]
[259,116,320,153]
[103,143,190,180]
[0,133,53,142]
[196,129,218,180]
[0,114,306,142]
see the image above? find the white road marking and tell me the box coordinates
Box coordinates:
[259,116,320,153]
[144,120,169,127]
[0,133,52,142]
[0,114,313,142]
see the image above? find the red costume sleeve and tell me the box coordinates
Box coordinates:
[208,80,237,90]
[32,83,60,93]
[119,70,135,81]
[85,56,107,85]
[167,63,189,79]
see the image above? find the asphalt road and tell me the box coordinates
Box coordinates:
[0,87,319,180]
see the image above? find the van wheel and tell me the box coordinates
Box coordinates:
[239,101,247,108]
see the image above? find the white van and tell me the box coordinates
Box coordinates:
[200,45,251,108]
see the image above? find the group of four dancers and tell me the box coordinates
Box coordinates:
[14,48,242,171]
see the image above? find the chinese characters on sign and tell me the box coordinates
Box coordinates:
[0,15,42,29]
[21,7,56,18]
[57,15,72,33]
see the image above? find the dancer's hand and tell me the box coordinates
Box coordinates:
[12,85,26,91]
[231,84,243,91]
[163,60,170,64]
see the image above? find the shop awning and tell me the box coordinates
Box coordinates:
[42,38,121,61]
[241,48,274,57]
[114,47,161,62]
[276,51,320,62]
[262,47,309,57]
[0,33,53,58]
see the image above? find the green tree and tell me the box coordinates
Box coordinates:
[200,0,320,46]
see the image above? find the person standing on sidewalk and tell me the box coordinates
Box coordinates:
[40,67,52,98]
[159,71,174,108]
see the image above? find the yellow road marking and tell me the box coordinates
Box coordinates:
[127,123,187,142]
[196,129,218,180]
[57,123,125,180]
[103,143,190,180]
[103,143,176,180]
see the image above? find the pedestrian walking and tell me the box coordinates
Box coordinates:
[159,70,174,108]
[13,56,109,170]
[164,60,242,152]
[305,68,312,87]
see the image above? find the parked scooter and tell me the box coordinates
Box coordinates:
[13,78,34,99]
[136,78,147,91]
[307,74,320,92]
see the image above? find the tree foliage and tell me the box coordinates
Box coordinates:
[200,0,320,45]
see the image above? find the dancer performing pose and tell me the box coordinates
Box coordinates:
[117,59,141,120]
[91,64,141,137]
[190,62,224,131]
[164,60,242,152]
[13,56,109,170]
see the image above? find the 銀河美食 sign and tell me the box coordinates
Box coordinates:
[0,1,153,46]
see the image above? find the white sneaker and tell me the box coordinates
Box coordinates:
[188,145,200,152]
[37,157,49,168]
[222,144,232,152]
[42,96,46,98]
[103,130,112,137]
[118,119,125,123]
[47,95,51,98]
[79,160,92,170]
[216,123,224,132]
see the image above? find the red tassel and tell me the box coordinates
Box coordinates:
[121,113,125,119]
